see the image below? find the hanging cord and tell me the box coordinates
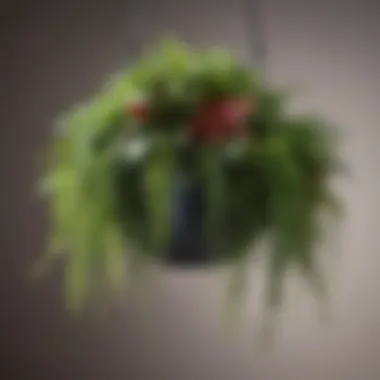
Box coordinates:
[243,0,268,76]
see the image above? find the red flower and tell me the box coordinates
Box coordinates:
[190,98,254,144]
[129,101,150,123]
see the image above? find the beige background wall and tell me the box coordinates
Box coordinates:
[2,0,379,379]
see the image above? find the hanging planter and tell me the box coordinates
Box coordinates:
[37,40,344,317]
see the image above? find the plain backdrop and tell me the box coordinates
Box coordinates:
[1,0,380,379]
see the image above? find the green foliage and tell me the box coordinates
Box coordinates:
[38,39,343,322]
[37,70,141,311]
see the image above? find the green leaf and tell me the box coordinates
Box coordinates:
[201,147,226,255]
[144,135,176,256]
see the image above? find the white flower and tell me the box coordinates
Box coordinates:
[124,138,149,162]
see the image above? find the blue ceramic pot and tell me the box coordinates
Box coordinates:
[114,145,214,267]
[167,172,210,266]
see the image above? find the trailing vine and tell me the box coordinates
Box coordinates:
[38,40,343,319]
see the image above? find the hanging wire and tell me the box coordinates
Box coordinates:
[243,0,268,76]
[126,0,268,68]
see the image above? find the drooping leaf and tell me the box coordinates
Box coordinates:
[144,135,177,257]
